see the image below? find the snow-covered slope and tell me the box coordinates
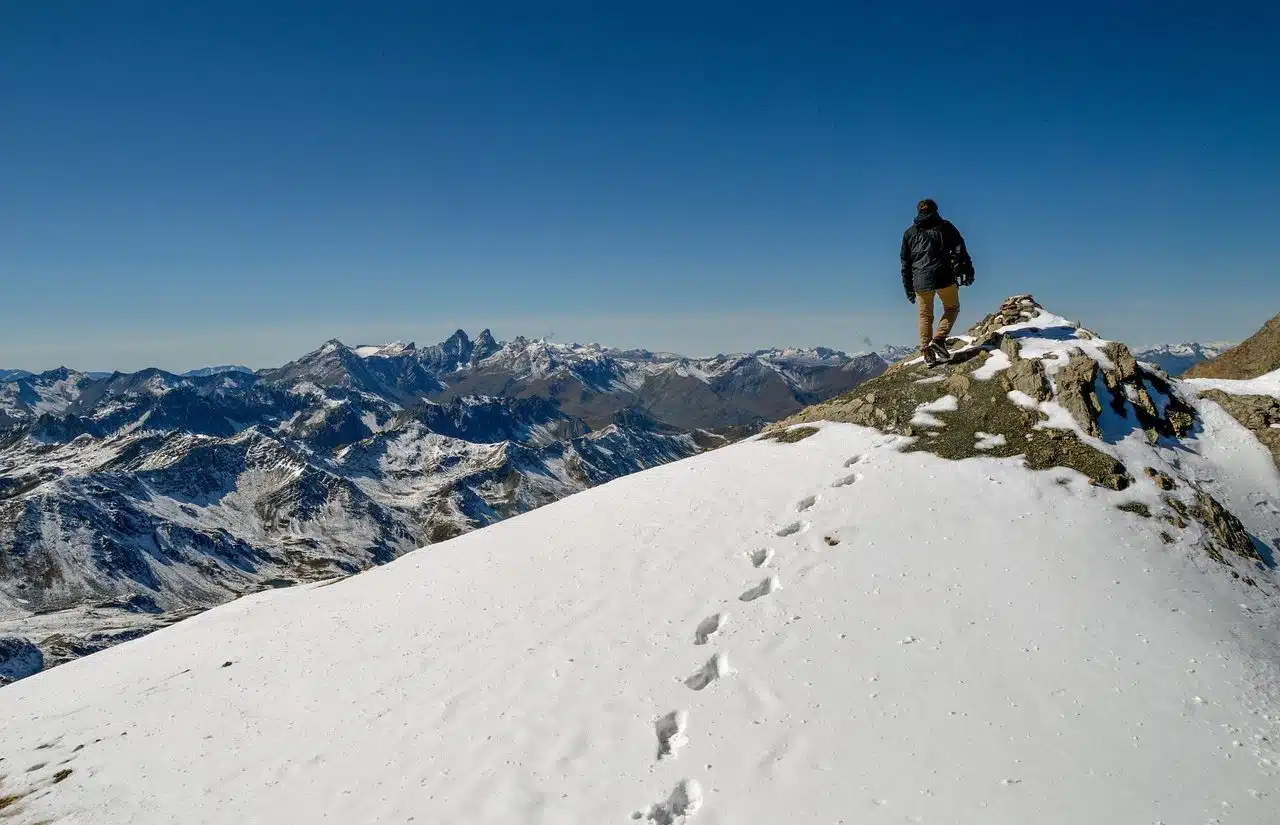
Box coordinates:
[1186,366,1280,398]
[1183,367,1280,475]
[1,423,1278,823]
[1,297,1278,823]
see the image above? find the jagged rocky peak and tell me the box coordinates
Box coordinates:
[471,328,500,361]
[775,294,1197,486]
[958,294,1195,439]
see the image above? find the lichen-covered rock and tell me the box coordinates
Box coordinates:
[1144,467,1177,491]
[1189,491,1264,566]
[761,426,819,444]
[1055,353,1104,437]
[0,637,43,685]
[968,294,1042,346]
[944,374,971,398]
[762,294,1216,495]
[1163,491,1264,566]
[1001,356,1050,402]
[766,332,1130,490]
[1102,342,1140,383]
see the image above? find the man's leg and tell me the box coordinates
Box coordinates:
[934,285,960,343]
[916,289,936,352]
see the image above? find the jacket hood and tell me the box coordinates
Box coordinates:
[913,211,942,228]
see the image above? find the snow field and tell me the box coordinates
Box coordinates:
[1,422,1278,824]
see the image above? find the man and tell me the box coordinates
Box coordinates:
[900,198,975,366]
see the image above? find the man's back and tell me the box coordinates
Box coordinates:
[901,213,968,294]
[900,199,975,365]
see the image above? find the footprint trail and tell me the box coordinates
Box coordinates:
[636,779,704,824]
[776,521,805,537]
[685,653,732,691]
[739,575,781,602]
[694,613,727,646]
[655,710,689,760]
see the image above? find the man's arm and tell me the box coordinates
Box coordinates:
[946,221,974,282]
[901,231,915,300]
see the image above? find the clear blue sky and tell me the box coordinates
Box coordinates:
[3,1,1278,371]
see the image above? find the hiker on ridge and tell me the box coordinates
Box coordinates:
[900,198,975,366]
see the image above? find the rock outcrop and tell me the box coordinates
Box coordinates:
[767,295,1268,571]
[0,637,42,685]
[772,295,1195,490]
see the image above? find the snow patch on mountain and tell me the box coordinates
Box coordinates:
[1184,366,1280,399]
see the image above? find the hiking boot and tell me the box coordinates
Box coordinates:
[922,347,939,367]
[929,338,952,361]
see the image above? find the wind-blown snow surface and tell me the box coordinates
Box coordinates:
[1185,367,1280,399]
[2,425,1279,823]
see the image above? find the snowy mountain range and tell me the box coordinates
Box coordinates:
[0,331,888,676]
[1,296,1278,823]
[1132,341,1233,376]
[181,365,254,378]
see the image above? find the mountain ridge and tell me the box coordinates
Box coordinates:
[1184,310,1280,380]
[0,330,888,680]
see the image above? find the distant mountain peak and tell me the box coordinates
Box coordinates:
[472,329,500,362]
[1132,341,1232,377]
[183,365,254,378]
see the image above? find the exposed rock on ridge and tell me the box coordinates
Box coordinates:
[769,295,1269,572]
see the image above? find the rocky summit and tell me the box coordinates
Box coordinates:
[770,294,1275,572]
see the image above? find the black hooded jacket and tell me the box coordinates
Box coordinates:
[901,211,973,294]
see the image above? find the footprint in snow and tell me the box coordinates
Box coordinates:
[740,576,781,602]
[635,779,704,823]
[776,521,805,537]
[748,548,774,568]
[694,613,727,646]
[685,653,732,691]
[655,710,689,760]
[844,454,865,467]
[831,472,862,488]
[796,495,818,512]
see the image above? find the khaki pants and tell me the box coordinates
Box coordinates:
[917,284,960,350]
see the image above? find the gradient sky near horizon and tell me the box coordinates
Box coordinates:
[3,1,1278,372]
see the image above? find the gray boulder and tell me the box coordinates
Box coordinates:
[0,637,44,685]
